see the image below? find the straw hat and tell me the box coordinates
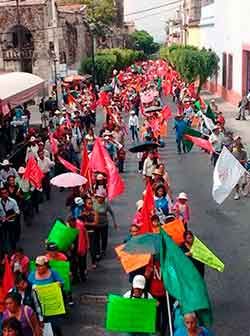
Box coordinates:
[35,256,49,265]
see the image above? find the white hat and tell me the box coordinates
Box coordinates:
[132,275,146,289]
[74,197,84,206]
[130,110,136,115]
[54,110,61,115]
[18,166,26,174]
[30,136,36,142]
[234,135,241,141]
[178,192,188,200]
[1,159,11,166]
[136,200,144,210]
[35,255,49,266]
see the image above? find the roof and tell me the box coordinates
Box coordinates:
[0,72,45,108]
[57,3,86,13]
[0,0,46,6]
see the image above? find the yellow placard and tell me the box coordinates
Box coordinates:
[35,282,66,316]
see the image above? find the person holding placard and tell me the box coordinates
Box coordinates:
[123,275,153,336]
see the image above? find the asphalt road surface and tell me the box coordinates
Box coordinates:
[19,98,250,335]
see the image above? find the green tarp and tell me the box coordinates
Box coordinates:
[106,294,157,333]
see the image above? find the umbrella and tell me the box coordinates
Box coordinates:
[64,75,87,83]
[144,106,162,113]
[123,234,161,255]
[129,142,159,153]
[50,173,87,188]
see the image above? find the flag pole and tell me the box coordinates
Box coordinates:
[166,290,173,336]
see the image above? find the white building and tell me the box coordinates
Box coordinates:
[189,0,250,105]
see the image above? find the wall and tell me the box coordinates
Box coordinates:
[202,0,250,104]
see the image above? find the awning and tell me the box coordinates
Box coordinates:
[0,72,45,113]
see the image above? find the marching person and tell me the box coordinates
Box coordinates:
[128,110,139,142]
[37,150,55,201]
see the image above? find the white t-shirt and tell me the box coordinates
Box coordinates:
[123,290,153,299]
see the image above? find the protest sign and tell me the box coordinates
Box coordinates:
[30,260,71,292]
[47,219,78,251]
[115,245,151,273]
[191,236,224,272]
[35,282,65,316]
[106,294,157,333]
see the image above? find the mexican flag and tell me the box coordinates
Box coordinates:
[183,127,203,152]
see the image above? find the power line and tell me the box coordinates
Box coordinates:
[125,0,182,16]
[132,6,180,21]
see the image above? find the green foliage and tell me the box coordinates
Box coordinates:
[79,48,144,85]
[160,45,219,94]
[128,30,160,55]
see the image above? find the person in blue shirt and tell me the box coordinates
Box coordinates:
[173,114,187,154]
[154,184,169,217]
[71,197,84,219]
[174,312,214,336]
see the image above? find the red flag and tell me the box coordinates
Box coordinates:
[161,105,172,121]
[89,138,125,200]
[57,156,79,173]
[24,157,44,189]
[184,134,215,153]
[101,144,125,201]
[49,132,58,155]
[2,256,14,297]
[162,80,172,96]
[139,183,155,234]
[89,138,108,175]
[80,141,89,177]
[67,93,76,106]
[97,91,110,107]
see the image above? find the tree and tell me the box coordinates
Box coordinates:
[128,30,160,56]
[82,0,115,27]
[160,45,219,95]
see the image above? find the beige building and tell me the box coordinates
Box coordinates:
[0,0,90,85]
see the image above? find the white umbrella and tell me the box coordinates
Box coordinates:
[50,173,87,188]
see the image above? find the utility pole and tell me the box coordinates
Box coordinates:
[182,0,188,46]
[16,0,24,71]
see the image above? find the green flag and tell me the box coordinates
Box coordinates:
[160,229,213,326]
[183,127,203,152]
[190,236,225,272]
[205,104,216,122]
[194,100,201,112]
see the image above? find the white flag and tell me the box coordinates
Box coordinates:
[212,146,247,204]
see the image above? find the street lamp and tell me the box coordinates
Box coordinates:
[89,22,96,95]
[50,49,58,107]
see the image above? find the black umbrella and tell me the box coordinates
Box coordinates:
[144,106,162,113]
[129,142,159,153]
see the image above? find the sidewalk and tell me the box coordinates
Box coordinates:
[201,90,250,144]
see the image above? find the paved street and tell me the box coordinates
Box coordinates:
[19,98,250,335]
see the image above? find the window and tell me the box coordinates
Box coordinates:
[227,54,233,90]
[222,52,227,88]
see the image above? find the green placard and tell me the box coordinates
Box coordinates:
[47,219,78,251]
[106,294,157,333]
[29,260,71,292]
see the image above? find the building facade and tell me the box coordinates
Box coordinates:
[0,0,90,87]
